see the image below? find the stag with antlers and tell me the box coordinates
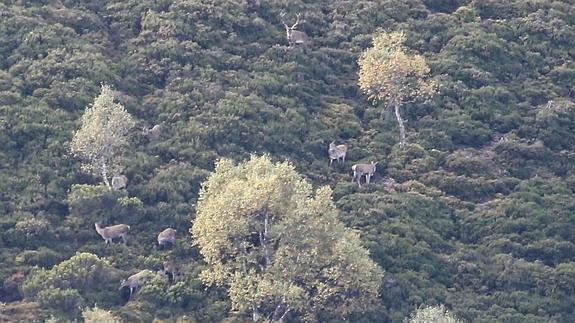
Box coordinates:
[280,12,310,46]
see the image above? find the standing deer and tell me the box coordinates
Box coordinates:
[112,175,128,191]
[94,223,130,245]
[157,228,177,248]
[160,261,180,284]
[280,12,310,46]
[120,269,153,300]
[352,162,378,187]
[328,141,347,166]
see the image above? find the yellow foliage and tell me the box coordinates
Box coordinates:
[82,305,121,323]
[70,84,135,183]
[358,31,437,106]
[192,155,383,321]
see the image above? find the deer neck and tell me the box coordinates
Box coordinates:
[95,223,104,235]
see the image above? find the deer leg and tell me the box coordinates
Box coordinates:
[330,158,333,166]
[366,174,371,184]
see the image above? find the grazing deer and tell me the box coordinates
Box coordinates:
[352,162,378,187]
[280,12,310,46]
[160,261,179,284]
[111,175,128,191]
[328,141,347,166]
[143,124,162,141]
[94,223,130,245]
[157,228,177,248]
[120,269,153,300]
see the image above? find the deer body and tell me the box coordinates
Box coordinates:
[328,142,347,166]
[352,162,378,187]
[280,12,309,47]
[157,228,177,247]
[120,270,152,299]
[161,261,179,284]
[287,29,309,46]
[95,223,130,244]
[143,124,162,141]
[112,175,128,190]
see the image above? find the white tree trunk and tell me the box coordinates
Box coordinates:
[101,162,111,190]
[394,103,406,149]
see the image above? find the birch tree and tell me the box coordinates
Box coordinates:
[70,84,134,189]
[405,304,461,323]
[358,31,437,149]
[192,155,383,322]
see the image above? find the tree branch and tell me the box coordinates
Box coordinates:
[278,306,291,322]
[394,102,406,149]
[101,161,111,189]
[263,212,271,265]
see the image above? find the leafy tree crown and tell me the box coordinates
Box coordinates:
[70,84,134,179]
[358,31,437,106]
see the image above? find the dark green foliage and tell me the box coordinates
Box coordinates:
[22,252,120,318]
[1,0,575,321]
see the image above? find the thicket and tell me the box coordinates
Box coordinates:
[0,0,574,322]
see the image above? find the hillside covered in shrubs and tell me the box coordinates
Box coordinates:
[1,0,575,322]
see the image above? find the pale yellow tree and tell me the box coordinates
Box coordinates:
[82,305,121,323]
[70,85,134,189]
[358,31,437,148]
[405,304,462,323]
[192,155,383,322]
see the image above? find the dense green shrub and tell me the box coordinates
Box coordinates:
[1,0,575,321]
[535,100,575,150]
[14,217,50,237]
[36,288,84,317]
[22,252,119,316]
[82,305,120,323]
[443,149,497,178]
[67,184,126,218]
[15,248,62,267]
[387,143,438,181]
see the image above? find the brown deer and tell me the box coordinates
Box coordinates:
[328,141,347,166]
[95,223,130,245]
[157,228,177,248]
[120,270,153,300]
[143,124,162,141]
[111,175,128,191]
[280,12,309,46]
[352,162,378,187]
[160,261,180,284]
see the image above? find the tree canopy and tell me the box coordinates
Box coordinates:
[358,31,436,148]
[406,304,461,323]
[193,155,383,321]
[70,84,135,189]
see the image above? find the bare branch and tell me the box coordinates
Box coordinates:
[279,307,291,322]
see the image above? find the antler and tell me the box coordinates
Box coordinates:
[279,11,288,28]
[291,13,301,30]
